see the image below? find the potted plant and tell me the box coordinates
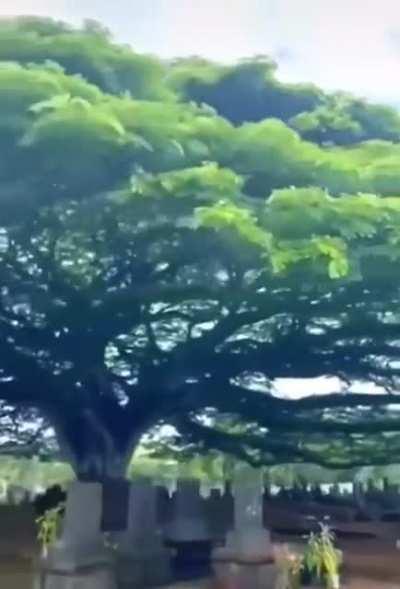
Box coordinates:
[275,544,303,589]
[36,503,65,559]
[303,523,342,589]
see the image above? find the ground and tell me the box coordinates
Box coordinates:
[1,539,400,588]
[338,538,400,588]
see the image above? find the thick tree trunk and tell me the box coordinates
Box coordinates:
[74,446,132,482]
[51,408,141,482]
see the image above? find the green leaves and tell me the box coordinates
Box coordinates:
[266,237,348,278]
[29,93,92,115]
[132,164,244,202]
[196,198,350,279]
[0,17,172,100]
[196,200,273,250]
[303,524,342,588]
[316,237,349,279]
[36,503,65,555]
[125,166,400,282]
[24,94,127,146]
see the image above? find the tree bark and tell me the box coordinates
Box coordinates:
[51,408,141,482]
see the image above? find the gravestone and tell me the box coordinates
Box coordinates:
[213,465,278,589]
[36,481,116,589]
[165,478,210,542]
[165,478,212,573]
[114,478,172,588]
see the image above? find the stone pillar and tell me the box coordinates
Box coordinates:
[114,478,172,588]
[230,465,273,559]
[36,481,116,589]
[165,478,210,542]
[213,465,277,589]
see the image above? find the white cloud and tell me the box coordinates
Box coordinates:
[0,0,72,18]
[269,0,400,103]
[158,0,269,61]
[143,0,400,104]
[0,0,400,104]
[0,0,85,31]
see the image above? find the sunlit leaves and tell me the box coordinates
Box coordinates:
[267,237,349,278]
[196,200,273,250]
[194,186,400,280]
[131,164,244,202]
[0,17,172,100]
[23,96,127,147]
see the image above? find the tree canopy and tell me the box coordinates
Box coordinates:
[2,17,400,479]
[169,57,400,144]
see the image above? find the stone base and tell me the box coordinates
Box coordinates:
[212,529,277,589]
[212,560,279,589]
[116,551,172,588]
[213,527,274,562]
[33,563,117,589]
[165,517,211,543]
[44,540,112,571]
[166,539,212,567]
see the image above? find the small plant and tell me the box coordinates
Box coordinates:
[303,523,342,589]
[275,544,303,589]
[36,503,65,558]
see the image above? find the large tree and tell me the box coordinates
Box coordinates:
[2,18,400,480]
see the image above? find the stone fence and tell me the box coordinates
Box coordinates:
[1,470,400,588]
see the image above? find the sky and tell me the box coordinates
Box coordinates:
[1,0,400,104]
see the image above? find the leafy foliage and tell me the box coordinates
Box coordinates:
[36,503,65,555]
[0,17,171,100]
[290,94,400,145]
[276,545,303,589]
[171,57,400,147]
[303,524,342,589]
[169,57,323,124]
